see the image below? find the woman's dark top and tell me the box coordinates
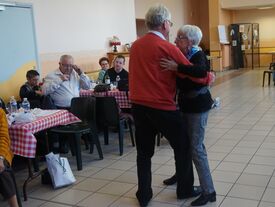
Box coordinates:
[177,51,213,113]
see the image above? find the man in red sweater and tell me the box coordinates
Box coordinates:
[129,4,199,207]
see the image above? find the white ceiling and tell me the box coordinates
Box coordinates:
[220,0,275,10]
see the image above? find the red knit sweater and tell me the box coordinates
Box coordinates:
[129,33,191,111]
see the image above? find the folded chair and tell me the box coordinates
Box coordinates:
[96,96,134,155]
[49,97,103,170]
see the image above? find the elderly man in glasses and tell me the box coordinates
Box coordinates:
[42,54,91,109]
[42,54,91,153]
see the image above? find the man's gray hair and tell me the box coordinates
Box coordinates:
[60,54,73,63]
[179,25,203,46]
[145,4,171,30]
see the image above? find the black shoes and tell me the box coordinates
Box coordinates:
[191,191,216,206]
[177,186,202,199]
[136,190,153,207]
[163,174,177,185]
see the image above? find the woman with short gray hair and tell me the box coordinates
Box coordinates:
[160,25,216,206]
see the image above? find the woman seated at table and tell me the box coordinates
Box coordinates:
[0,108,19,207]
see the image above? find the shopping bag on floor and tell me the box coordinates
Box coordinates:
[45,152,76,189]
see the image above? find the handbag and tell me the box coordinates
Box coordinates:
[45,152,76,189]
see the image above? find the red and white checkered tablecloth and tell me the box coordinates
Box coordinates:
[80,90,131,109]
[9,110,80,158]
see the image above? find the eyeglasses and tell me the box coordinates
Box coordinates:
[175,35,188,40]
[166,19,173,27]
[61,63,73,68]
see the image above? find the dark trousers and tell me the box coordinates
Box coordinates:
[132,104,194,198]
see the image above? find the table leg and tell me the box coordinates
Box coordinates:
[23,158,46,201]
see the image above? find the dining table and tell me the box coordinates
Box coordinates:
[8,109,80,201]
[80,89,131,109]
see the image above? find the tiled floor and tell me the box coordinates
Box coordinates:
[2,68,275,207]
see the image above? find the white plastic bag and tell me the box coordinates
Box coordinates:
[45,152,76,189]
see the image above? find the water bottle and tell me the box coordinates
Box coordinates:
[9,96,17,114]
[115,75,120,88]
[21,98,30,113]
[105,73,110,84]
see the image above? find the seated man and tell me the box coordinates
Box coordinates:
[42,54,91,109]
[0,108,19,207]
[42,54,91,153]
[103,55,128,85]
[97,57,110,83]
[19,70,43,108]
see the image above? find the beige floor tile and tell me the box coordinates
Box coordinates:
[208,152,228,161]
[72,178,109,192]
[244,164,275,176]
[98,181,135,196]
[256,148,275,157]
[29,185,68,200]
[212,170,241,183]
[51,189,91,205]
[154,165,175,176]
[236,173,270,187]
[153,188,184,205]
[123,186,163,199]
[73,166,102,177]
[21,198,46,207]
[114,171,138,184]
[216,161,247,173]
[208,145,234,153]
[237,141,262,148]
[219,197,259,207]
[259,201,275,207]
[91,168,125,180]
[109,197,139,207]
[268,176,275,188]
[40,202,71,207]
[262,188,275,203]
[151,155,172,165]
[77,192,118,207]
[214,181,233,196]
[250,156,275,166]
[231,147,258,155]
[224,154,252,163]
[152,174,170,187]
[107,160,136,171]
[148,201,178,207]
[228,184,265,200]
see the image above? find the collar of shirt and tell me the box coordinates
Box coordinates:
[148,31,166,40]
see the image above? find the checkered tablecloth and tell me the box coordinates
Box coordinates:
[80,90,131,109]
[9,110,80,158]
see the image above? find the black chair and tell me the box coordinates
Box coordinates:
[262,62,275,87]
[96,96,135,155]
[49,97,103,170]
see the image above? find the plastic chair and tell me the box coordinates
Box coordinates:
[50,97,103,170]
[96,96,135,155]
[262,62,275,87]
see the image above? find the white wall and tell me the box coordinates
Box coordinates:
[134,0,184,41]
[13,0,137,75]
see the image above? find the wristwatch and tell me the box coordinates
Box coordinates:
[0,156,4,161]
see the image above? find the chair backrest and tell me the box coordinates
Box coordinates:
[70,97,96,126]
[96,96,120,127]
[269,62,275,70]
